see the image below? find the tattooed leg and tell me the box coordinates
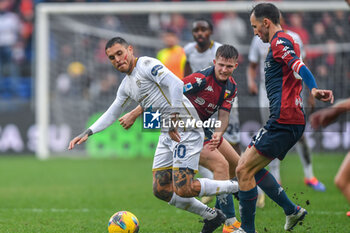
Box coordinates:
[152,169,174,202]
[173,168,202,197]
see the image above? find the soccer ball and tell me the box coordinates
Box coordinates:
[108,211,139,233]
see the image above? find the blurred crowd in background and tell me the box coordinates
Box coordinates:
[0,0,349,111]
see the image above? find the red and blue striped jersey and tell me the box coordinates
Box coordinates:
[182,66,237,121]
[265,30,305,125]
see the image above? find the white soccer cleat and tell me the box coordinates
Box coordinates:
[284,206,308,231]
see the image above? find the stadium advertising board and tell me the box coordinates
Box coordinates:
[0,110,349,155]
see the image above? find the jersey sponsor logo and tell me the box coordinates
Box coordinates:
[151,65,163,76]
[224,90,231,99]
[204,108,215,115]
[205,85,214,92]
[282,46,289,52]
[194,97,205,105]
[207,103,217,109]
[143,110,161,129]
[183,83,193,92]
[276,39,285,46]
[282,50,295,59]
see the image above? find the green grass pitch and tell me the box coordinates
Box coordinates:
[0,153,349,233]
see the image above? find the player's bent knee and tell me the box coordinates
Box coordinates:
[236,163,249,181]
[211,158,229,176]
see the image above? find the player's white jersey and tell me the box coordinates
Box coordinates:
[89,56,200,134]
[184,41,222,73]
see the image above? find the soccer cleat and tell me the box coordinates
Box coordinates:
[200,209,226,233]
[222,220,241,233]
[256,193,265,208]
[304,177,326,192]
[201,195,215,204]
[284,206,308,231]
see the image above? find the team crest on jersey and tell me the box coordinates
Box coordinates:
[205,85,214,92]
[224,90,231,99]
[195,77,202,85]
[183,83,193,92]
[151,65,163,76]
[276,39,284,45]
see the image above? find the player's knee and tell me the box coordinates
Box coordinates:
[236,162,249,181]
[211,158,229,176]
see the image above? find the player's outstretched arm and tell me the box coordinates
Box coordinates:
[68,129,92,150]
[119,105,143,129]
[310,98,350,129]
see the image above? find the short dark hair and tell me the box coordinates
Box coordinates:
[105,37,129,50]
[216,44,239,60]
[251,3,280,25]
[193,18,213,31]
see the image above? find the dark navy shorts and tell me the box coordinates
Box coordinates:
[249,121,305,160]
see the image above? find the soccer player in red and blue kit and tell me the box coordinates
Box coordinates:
[235,3,334,233]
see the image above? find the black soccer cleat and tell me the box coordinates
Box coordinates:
[200,209,226,233]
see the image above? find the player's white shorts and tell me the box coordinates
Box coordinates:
[223,99,240,144]
[152,129,204,172]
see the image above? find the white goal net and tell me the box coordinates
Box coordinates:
[35,1,350,159]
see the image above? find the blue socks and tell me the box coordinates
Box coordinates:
[255,168,296,215]
[215,194,235,218]
[239,186,258,233]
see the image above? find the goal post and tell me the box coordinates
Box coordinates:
[35,1,350,159]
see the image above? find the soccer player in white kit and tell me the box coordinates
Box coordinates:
[68,37,239,233]
[247,27,326,207]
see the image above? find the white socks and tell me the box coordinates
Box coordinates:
[197,178,239,197]
[168,193,217,220]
